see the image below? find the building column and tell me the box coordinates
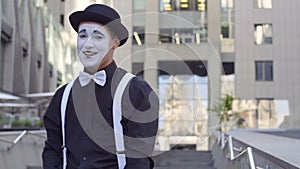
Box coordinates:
[2,0,25,93]
[144,0,159,90]
[207,0,222,129]
[144,53,158,90]
[0,0,2,88]
[113,0,133,72]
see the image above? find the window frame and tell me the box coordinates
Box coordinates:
[132,26,145,45]
[254,0,272,9]
[254,23,273,45]
[159,27,207,44]
[160,0,207,12]
[255,61,273,82]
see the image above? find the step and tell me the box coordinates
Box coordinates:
[153,150,216,169]
[154,150,213,157]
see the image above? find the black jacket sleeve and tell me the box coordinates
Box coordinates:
[123,77,159,169]
[42,86,66,169]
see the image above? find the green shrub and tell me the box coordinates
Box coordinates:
[11,119,33,127]
[34,119,44,127]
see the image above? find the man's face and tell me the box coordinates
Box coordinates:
[77,22,111,70]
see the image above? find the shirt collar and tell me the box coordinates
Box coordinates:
[99,60,117,82]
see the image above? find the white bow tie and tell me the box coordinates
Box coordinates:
[79,70,107,87]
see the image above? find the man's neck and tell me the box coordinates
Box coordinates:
[98,59,113,70]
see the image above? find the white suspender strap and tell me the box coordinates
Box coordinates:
[60,80,74,169]
[113,73,135,169]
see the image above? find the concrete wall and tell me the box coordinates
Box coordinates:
[0,131,46,169]
[235,0,300,128]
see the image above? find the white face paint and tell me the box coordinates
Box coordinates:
[77,23,111,72]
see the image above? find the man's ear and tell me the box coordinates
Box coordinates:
[112,38,120,50]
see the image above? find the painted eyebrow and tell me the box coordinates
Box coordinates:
[78,29,86,34]
[93,30,105,36]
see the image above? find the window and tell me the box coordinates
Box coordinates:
[49,63,53,77]
[221,0,234,38]
[57,71,62,87]
[160,0,206,12]
[158,74,208,136]
[161,0,173,11]
[175,0,192,11]
[159,29,173,43]
[37,54,42,68]
[255,61,273,81]
[221,62,235,96]
[1,0,8,16]
[21,39,28,58]
[133,0,146,11]
[255,98,274,128]
[195,27,207,43]
[255,0,272,9]
[196,0,207,11]
[60,14,64,26]
[1,20,13,42]
[254,24,272,45]
[0,42,6,87]
[176,28,194,43]
[159,28,207,44]
[132,27,145,45]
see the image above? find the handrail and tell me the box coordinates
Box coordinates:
[0,130,46,149]
[0,130,27,145]
[217,132,257,169]
[229,146,255,167]
[229,147,248,161]
[13,130,27,144]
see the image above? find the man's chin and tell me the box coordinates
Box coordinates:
[83,64,101,73]
[81,60,101,68]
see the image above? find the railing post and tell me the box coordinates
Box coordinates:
[247,147,256,169]
[228,135,234,160]
[221,132,225,148]
[217,131,221,144]
[216,133,258,169]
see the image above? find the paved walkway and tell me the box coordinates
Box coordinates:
[227,130,300,168]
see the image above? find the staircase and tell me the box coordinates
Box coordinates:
[153,150,216,169]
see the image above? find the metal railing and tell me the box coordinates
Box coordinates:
[215,131,258,169]
[0,130,46,150]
